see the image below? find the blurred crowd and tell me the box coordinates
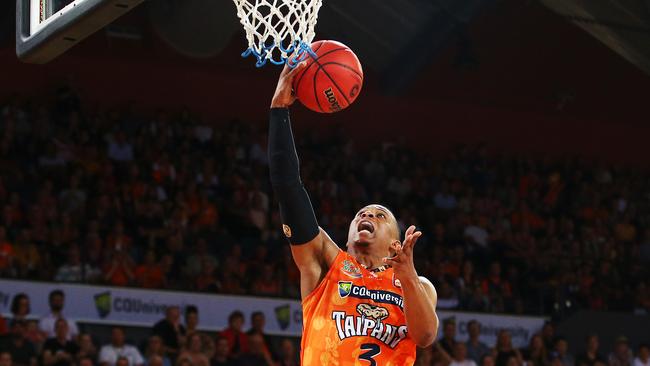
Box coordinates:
[0,290,299,366]
[1,88,650,317]
[0,290,648,366]
[414,318,649,366]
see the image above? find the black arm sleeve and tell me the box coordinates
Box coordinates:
[268,108,320,245]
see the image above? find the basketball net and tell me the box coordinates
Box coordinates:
[232,0,322,67]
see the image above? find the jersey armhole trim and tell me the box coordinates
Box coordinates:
[302,250,346,306]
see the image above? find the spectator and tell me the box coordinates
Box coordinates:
[439,319,457,356]
[415,347,434,366]
[77,334,98,365]
[450,342,478,366]
[183,306,214,359]
[12,230,41,279]
[551,337,574,366]
[144,356,163,366]
[143,337,170,366]
[494,330,523,366]
[194,258,220,293]
[608,337,633,366]
[541,323,556,351]
[42,319,78,366]
[237,334,273,366]
[4,320,37,366]
[0,352,12,366]
[466,320,489,363]
[634,345,649,366]
[107,132,133,162]
[98,327,144,366]
[575,335,607,366]
[523,334,549,366]
[10,294,30,322]
[115,357,129,366]
[184,239,217,279]
[245,312,271,359]
[78,357,94,366]
[134,251,165,289]
[481,355,496,366]
[277,339,298,366]
[152,307,186,360]
[0,226,15,276]
[23,322,45,350]
[103,250,135,287]
[54,246,101,283]
[212,337,237,366]
[177,334,208,366]
[481,262,512,311]
[219,311,247,358]
[38,291,79,341]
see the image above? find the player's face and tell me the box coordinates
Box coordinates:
[347,204,399,251]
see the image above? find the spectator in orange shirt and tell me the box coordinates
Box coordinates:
[195,193,218,229]
[103,250,135,287]
[135,251,165,289]
[219,311,248,358]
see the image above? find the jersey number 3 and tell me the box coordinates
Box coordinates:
[359,343,380,366]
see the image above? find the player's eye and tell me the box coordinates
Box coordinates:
[378,213,386,219]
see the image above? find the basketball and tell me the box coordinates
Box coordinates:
[292,40,364,113]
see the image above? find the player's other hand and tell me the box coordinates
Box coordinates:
[271,62,307,108]
[384,225,422,282]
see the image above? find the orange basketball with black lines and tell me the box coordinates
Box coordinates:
[292,40,364,113]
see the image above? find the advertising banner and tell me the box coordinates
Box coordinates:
[0,279,545,345]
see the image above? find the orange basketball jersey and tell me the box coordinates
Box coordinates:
[301,250,416,366]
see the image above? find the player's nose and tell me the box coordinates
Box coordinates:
[360,211,374,218]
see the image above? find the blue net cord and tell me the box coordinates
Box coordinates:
[241,40,317,68]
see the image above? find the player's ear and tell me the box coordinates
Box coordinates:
[389,240,401,256]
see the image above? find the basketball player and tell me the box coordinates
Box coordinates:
[268,64,439,365]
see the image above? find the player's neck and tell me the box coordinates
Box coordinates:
[349,251,387,271]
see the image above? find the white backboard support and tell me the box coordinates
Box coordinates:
[16,0,145,63]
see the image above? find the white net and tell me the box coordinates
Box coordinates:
[232,0,323,67]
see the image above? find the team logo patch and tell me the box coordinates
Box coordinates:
[282,224,292,238]
[341,259,363,278]
[337,281,404,309]
[356,303,389,320]
[339,281,353,298]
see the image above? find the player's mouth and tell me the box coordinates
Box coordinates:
[357,220,375,235]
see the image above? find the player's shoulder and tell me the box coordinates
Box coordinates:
[418,276,438,298]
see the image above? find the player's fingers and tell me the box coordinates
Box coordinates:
[286,61,307,80]
[404,231,422,254]
[404,225,416,238]
[383,257,399,266]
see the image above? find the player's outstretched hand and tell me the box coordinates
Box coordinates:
[384,225,422,282]
[271,62,307,108]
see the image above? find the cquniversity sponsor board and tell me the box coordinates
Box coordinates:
[0,279,545,344]
[0,279,303,336]
[437,310,547,348]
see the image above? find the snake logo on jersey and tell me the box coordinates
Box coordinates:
[332,303,409,349]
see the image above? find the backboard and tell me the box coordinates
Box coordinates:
[16,0,144,64]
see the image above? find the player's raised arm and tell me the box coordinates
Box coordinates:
[268,64,340,299]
